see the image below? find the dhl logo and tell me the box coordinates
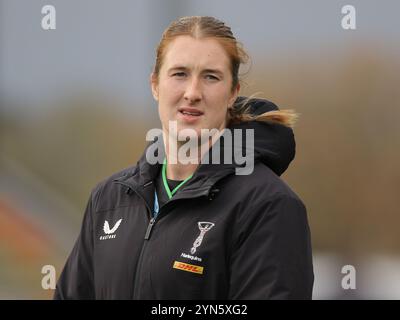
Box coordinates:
[173,261,204,275]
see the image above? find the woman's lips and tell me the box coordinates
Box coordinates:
[178,110,203,123]
[177,107,204,123]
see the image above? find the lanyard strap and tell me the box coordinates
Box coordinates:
[162,158,193,199]
[153,190,159,218]
[153,158,193,218]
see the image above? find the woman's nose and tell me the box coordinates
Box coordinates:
[184,78,202,103]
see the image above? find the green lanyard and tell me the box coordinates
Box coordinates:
[162,158,193,199]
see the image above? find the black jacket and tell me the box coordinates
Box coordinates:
[54,98,314,300]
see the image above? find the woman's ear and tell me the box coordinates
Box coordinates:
[150,73,159,101]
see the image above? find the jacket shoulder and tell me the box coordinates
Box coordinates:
[238,162,303,202]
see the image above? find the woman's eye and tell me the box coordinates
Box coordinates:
[205,74,219,81]
[172,72,186,78]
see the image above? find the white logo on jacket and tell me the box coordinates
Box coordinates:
[190,222,215,254]
[100,219,122,240]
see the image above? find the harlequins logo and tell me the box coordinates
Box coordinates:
[100,219,122,240]
[190,221,215,254]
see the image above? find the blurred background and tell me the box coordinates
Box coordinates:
[1,0,399,299]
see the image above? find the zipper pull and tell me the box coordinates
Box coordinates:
[144,218,156,240]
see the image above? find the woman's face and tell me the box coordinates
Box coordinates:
[151,35,239,142]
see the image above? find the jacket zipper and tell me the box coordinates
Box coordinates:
[134,206,175,298]
[114,181,154,299]
[144,217,156,240]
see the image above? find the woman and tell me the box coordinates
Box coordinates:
[55,16,313,300]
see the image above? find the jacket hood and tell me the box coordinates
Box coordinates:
[229,97,296,176]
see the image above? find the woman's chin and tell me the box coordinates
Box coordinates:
[176,128,202,141]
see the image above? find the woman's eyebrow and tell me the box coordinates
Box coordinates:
[168,65,188,72]
[168,65,224,76]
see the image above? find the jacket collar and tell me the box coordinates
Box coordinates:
[114,137,237,201]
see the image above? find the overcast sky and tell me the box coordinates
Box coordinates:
[1,0,399,116]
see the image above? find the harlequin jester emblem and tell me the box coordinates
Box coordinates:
[191,222,215,254]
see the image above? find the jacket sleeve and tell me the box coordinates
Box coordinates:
[54,192,96,299]
[228,194,314,299]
